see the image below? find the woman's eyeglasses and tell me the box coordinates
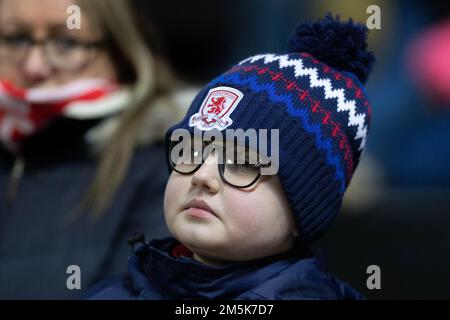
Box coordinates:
[0,33,105,71]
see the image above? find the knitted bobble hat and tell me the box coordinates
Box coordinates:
[166,14,375,243]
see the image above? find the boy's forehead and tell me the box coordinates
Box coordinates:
[190,134,254,151]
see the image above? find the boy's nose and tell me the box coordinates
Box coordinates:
[22,46,52,84]
[191,154,221,193]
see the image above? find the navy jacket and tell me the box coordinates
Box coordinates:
[0,119,171,299]
[87,238,364,300]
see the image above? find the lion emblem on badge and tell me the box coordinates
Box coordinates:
[189,86,244,131]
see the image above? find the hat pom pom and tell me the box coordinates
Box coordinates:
[287,14,375,84]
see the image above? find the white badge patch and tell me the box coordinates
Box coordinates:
[189,86,244,131]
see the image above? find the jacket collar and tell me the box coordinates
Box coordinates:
[127,238,311,299]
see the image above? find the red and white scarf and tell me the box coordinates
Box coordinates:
[0,79,127,153]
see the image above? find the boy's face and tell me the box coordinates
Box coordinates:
[164,142,298,266]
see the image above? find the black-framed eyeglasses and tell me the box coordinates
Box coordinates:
[168,139,270,189]
[0,33,105,71]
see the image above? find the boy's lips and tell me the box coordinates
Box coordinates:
[184,199,218,218]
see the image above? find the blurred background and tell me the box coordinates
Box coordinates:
[139,0,450,299]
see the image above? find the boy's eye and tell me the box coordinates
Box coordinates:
[189,148,203,164]
[226,160,258,169]
[176,146,195,163]
[226,147,259,165]
[173,142,203,165]
[223,159,261,187]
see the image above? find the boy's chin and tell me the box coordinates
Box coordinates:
[173,227,224,250]
[171,218,224,244]
[178,235,224,253]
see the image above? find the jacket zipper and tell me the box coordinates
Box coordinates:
[7,157,25,202]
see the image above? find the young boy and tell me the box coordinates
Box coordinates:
[87,15,374,300]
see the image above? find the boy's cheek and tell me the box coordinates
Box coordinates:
[223,196,263,233]
[165,173,182,195]
[164,174,180,213]
[164,173,189,214]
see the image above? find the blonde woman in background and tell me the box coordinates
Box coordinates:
[0,0,191,299]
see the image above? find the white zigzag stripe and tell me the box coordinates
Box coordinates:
[239,54,367,150]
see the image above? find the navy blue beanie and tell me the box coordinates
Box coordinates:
[166,15,375,243]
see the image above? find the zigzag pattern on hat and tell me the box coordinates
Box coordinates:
[228,63,355,179]
[210,72,346,193]
[238,54,369,151]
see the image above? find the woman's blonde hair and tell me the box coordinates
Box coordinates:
[76,0,174,216]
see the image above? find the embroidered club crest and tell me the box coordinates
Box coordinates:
[189,86,244,131]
